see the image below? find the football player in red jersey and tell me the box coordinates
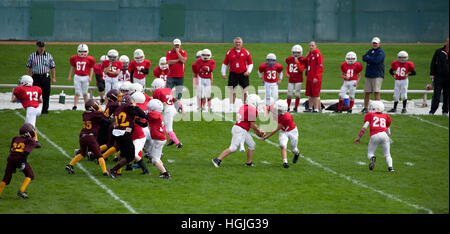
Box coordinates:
[388,51,416,113]
[355,101,394,172]
[0,123,38,199]
[102,49,123,95]
[151,78,183,149]
[192,49,216,111]
[153,56,169,82]
[65,99,110,175]
[338,52,363,113]
[146,99,171,179]
[11,75,43,148]
[129,49,151,88]
[263,100,300,168]
[128,91,150,175]
[118,55,131,88]
[68,44,95,110]
[258,53,284,109]
[285,44,306,112]
[212,94,265,168]
[192,50,203,111]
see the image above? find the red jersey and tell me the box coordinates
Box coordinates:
[101,60,123,78]
[285,56,306,83]
[93,63,104,81]
[13,86,42,109]
[132,103,148,140]
[278,112,296,132]
[128,59,151,79]
[166,48,187,77]
[340,62,363,81]
[118,69,131,82]
[147,111,166,140]
[192,59,216,79]
[391,61,415,80]
[70,55,95,76]
[223,48,253,74]
[143,93,152,107]
[306,48,323,81]
[258,62,283,83]
[235,104,258,132]
[364,112,391,136]
[80,110,106,136]
[153,66,168,81]
[152,88,174,106]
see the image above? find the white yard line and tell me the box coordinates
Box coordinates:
[15,112,138,214]
[408,115,449,130]
[215,112,434,214]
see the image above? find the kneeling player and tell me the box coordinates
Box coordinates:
[338,52,363,113]
[0,123,38,199]
[263,100,300,168]
[355,101,394,172]
[66,99,110,175]
[212,94,265,167]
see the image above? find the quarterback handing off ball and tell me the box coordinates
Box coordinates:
[255,127,266,138]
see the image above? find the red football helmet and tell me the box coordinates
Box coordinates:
[20,123,36,138]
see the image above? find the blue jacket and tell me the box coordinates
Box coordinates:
[362,47,385,78]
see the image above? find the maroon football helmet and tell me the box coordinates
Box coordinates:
[106,89,121,102]
[85,99,101,111]
[120,94,135,105]
[20,123,36,138]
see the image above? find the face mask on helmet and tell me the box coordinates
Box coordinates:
[266,53,277,67]
[397,51,408,63]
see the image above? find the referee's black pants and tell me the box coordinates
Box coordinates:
[430,78,449,114]
[32,74,51,113]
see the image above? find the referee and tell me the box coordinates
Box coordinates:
[26,41,56,114]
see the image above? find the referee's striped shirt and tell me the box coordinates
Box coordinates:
[26,51,56,75]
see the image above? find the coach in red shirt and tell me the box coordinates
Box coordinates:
[166,38,187,111]
[305,41,323,113]
[221,37,253,111]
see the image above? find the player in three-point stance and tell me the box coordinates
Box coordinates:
[355,101,395,172]
[0,123,38,199]
[263,100,300,168]
[212,94,266,167]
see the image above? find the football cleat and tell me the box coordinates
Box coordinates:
[303,109,312,113]
[293,152,300,164]
[245,162,255,167]
[212,158,221,168]
[65,164,75,174]
[401,108,407,114]
[388,167,395,172]
[283,163,289,168]
[35,141,41,148]
[176,143,183,149]
[388,108,396,113]
[17,190,29,199]
[369,157,376,171]
[167,139,175,146]
[141,169,150,175]
[158,171,171,179]
[107,169,117,179]
[72,106,77,111]
[293,107,298,113]
[347,109,352,114]
[361,108,369,114]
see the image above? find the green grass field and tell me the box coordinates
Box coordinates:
[0,43,448,214]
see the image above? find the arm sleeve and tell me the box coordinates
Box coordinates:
[221,64,228,76]
[247,64,253,74]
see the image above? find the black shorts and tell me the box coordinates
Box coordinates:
[96,74,105,92]
[228,72,249,89]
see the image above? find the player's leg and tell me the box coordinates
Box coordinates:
[264,82,271,107]
[73,75,82,110]
[338,82,347,112]
[109,135,135,178]
[81,75,90,105]
[150,140,170,178]
[0,161,15,197]
[104,77,112,96]
[390,80,401,112]
[66,137,86,173]
[273,83,279,104]
[288,128,300,159]
[287,82,294,111]
[401,79,409,113]
[165,107,182,148]
[25,107,41,146]
[278,131,289,168]
[244,131,256,166]
[367,135,380,170]
[133,137,149,174]
[17,162,34,198]
[213,126,243,167]
[87,136,107,175]
[380,133,394,171]
[294,82,302,112]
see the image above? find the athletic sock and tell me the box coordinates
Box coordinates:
[402,99,407,109]
[338,99,343,111]
[98,157,107,174]
[168,131,180,145]
[99,144,108,152]
[295,98,300,109]
[283,158,288,164]
[69,154,84,166]
[349,100,354,110]
[102,147,116,159]
[137,159,148,173]
[385,156,393,168]
[0,181,6,196]
[20,177,31,193]
[393,101,398,109]
[287,99,291,108]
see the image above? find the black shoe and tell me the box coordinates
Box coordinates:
[388,167,395,172]
[304,109,312,113]
[401,108,407,114]
[245,162,255,167]
[212,158,221,168]
[388,108,396,113]
[293,152,300,164]
[442,112,448,116]
[141,169,150,175]
[429,111,435,115]
[107,169,117,179]
[167,139,175,146]
[65,164,74,174]
[158,171,171,179]
[361,108,369,113]
[17,190,29,199]
[41,110,49,114]
[35,141,41,148]
[176,143,183,149]
[125,164,134,171]
[283,163,289,168]
[369,157,376,171]
[287,108,291,112]
[72,106,77,111]
[293,108,298,113]
[347,109,352,114]
[113,156,119,162]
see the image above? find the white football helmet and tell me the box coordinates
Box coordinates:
[196,50,202,59]
[275,100,288,114]
[19,75,33,87]
[369,100,385,113]
[345,51,357,65]
[134,49,145,63]
[100,55,108,62]
[77,44,89,57]
[159,57,168,70]
[247,94,261,108]
[131,91,145,104]
[119,81,132,93]
[266,53,277,67]
[201,49,212,61]
[119,55,130,64]
[129,82,143,95]
[107,49,119,62]
[147,99,164,113]
[151,78,165,90]
[397,51,408,63]
[292,44,303,58]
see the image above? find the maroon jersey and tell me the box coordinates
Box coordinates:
[104,101,120,118]
[192,59,216,79]
[80,110,106,136]
[113,104,139,131]
[285,56,306,83]
[9,136,37,158]
[13,86,42,108]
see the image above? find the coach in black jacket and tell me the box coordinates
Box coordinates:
[429,37,449,115]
